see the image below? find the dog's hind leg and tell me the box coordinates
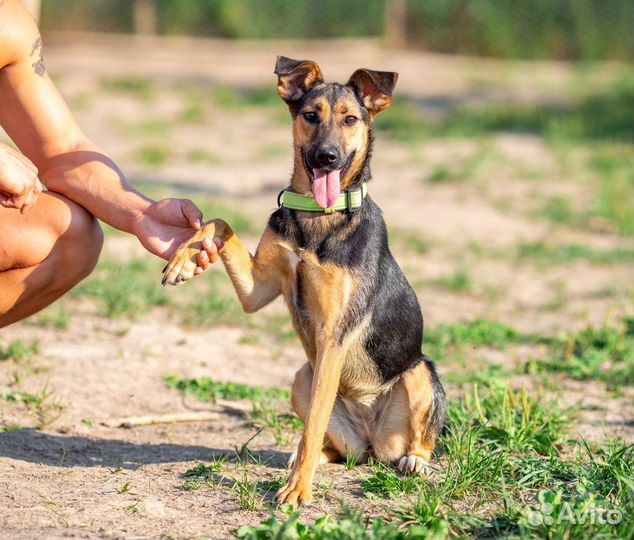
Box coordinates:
[289,363,369,467]
[371,356,446,474]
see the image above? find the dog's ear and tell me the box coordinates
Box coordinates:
[274,56,324,103]
[347,69,398,117]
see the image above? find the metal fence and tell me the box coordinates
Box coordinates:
[39,0,631,61]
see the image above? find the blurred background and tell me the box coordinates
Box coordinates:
[4,0,630,403]
[37,0,632,60]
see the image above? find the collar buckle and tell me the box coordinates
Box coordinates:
[277,187,288,208]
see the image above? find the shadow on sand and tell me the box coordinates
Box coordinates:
[0,428,290,470]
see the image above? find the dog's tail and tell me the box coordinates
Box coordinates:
[421,354,447,439]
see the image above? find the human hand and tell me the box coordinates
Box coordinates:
[132,198,224,270]
[0,144,43,213]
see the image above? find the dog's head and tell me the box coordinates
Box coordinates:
[274,56,398,209]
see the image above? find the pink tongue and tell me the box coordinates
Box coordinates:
[312,168,341,209]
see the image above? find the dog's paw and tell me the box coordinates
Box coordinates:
[398,454,430,475]
[276,478,313,508]
[161,243,200,286]
[162,223,219,286]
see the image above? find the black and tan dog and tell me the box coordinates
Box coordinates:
[162,56,446,507]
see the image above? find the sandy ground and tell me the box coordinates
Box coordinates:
[0,36,632,539]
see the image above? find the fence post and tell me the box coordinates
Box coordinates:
[384,0,407,48]
[134,0,157,35]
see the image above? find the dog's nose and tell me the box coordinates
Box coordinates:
[315,147,340,166]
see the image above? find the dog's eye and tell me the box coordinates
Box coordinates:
[344,115,358,126]
[302,112,318,123]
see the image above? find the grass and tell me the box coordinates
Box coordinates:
[35,302,70,330]
[375,72,633,146]
[431,269,472,293]
[236,501,449,540]
[425,149,492,184]
[517,241,633,266]
[362,459,429,499]
[388,228,431,256]
[232,466,266,511]
[446,383,569,455]
[589,145,634,235]
[246,401,303,445]
[187,148,221,165]
[182,460,225,491]
[0,422,23,432]
[72,258,169,318]
[443,363,512,386]
[424,319,541,359]
[182,281,247,327]
[212,86,280,110]
[526,318,634,390]
[536,196,576,226]
[164,375,289,402]
[0,340,38,362]
[100,76,154,101]
[135,144,172,167]
[2,384,65,428]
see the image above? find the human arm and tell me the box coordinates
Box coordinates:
[0,0,220,262]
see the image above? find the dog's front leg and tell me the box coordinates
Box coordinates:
[162,223,282,313]
[277,344,345,507]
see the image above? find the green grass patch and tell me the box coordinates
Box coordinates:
[236,501,449,540]
[388,228,431,255]
[119,119,172,137]
[447,383,569,456]
[247,401,303,445]
[212,85,280,110]
[182,460,225,491]
[35,302,70,330]
[187,148,221,165]
[536,196,576,226]
[179,102,207,124]
[165,375,289,402]
[362,459,429,499]
[72,258,168,318]
[100,76,154,101]
[443,363,512,386]
[0,422,23,432]
[517,241,633,265]
[135,144,172,168]
[526,318,634,389]
[425,319,540,359]
[589,145,634,235]
[376,73,632,145]
[2,385,65,428]
[0,340,38,362]
[181,282,246,327]
[425,150,492,184]
[431,269,472,293]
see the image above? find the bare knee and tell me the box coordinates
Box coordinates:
[57,200,104,283]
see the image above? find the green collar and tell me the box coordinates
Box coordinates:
[278,182,368,214]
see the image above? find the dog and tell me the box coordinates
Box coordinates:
[162,56,446,507]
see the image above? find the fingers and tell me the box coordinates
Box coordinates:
[0,178,42,213]
[193,237,225,276]
[180,199,203,229]
[18,182,41,214]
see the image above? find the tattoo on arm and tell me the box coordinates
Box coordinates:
[30,36,45,76]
